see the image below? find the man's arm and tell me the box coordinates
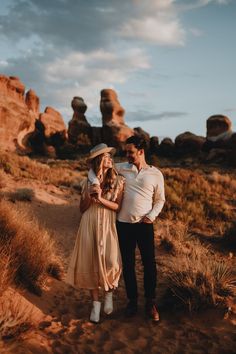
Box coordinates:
[145,172,165,222]
[88,168,100,184]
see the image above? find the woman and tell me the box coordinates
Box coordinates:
[66,143,124,323]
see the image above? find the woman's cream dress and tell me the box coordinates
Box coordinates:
[66,176,124,291]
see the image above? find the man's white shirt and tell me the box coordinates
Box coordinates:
[88,162,165,223]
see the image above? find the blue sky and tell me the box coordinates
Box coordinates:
[0,0,235,140]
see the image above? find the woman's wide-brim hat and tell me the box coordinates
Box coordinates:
[87,143,116,162]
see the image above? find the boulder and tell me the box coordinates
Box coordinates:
[206,115,232,142]
[39,107,66,139]
[149,136,159,155]
[158,138,175,157]
[175,131,206,154]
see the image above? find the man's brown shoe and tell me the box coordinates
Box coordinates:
[145,303,160,322]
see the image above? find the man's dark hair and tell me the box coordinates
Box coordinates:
[125,135,147,151]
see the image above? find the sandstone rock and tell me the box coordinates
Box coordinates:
[205,148,228,163]
[175,131,205,154]
[91,126,103,146]
[207,115,232,141]
[100,89,133,150]
[149,136,159,155]
[71,96,87,116]
[25,89,40,116]
[100,89,125,126]
[39,107,66,139]
[158,138,175,157]
[0,75,35,151]
[68,97,91,146]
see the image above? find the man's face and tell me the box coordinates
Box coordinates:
[125,143,143,165]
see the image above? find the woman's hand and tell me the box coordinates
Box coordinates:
[89,184,102,203]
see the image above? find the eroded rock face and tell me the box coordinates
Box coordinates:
[68,97,91,146]
[0,75,35,151]
[100,89,125,126]
[207,115,232,141]
[39,107,66,139]
[25,89,40,116]
[0,75,25,103]
[99,89,133,149]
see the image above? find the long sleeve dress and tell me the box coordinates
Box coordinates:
[66,175,124,291]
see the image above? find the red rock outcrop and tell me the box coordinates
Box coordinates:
[100,89,133,149]
[100,89,125,126]
[25,89,40,115]
[207,115,232,141]
[39,107,66,139]
[0,75,35,151]
[68,97,91,146]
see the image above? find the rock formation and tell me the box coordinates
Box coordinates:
[0,74,67,155]
[100,89,125,126]
[39,107,66,139]
[25,89,40,115]
[158,138,175,157]
[175,132,206,154]
[68,97,91,147]
[100,89,134,149]
[0,75,36,151]
[206,115,232,142]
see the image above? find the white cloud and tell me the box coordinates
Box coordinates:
[0,60,8,67]
[41,48,150,121]
[120,16,185,46]
[45,48,150,84]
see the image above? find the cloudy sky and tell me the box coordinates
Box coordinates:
[0,0,235,140]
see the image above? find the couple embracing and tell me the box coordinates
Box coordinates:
[66,135,165,323]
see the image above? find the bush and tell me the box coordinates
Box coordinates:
[159,222,236,311]
[0,200,64,293]
[8,188,35,202]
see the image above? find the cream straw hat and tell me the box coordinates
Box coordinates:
[87,143,116,162]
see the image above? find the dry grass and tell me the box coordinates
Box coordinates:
[159,222,236,311]
[0,151,86,187]
[0,200,64,294]
[0,170,8,189]
[0,294,32,340]
[161,168,235,235]
[0,251,16,296]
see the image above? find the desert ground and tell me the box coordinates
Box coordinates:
[0,152,236,354]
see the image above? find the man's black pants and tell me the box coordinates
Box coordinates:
[116,221,157,301]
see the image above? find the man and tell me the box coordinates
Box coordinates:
[116,135,165,321]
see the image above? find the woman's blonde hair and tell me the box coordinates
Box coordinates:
[90,154,117,193]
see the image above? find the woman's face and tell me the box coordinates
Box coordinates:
[102,153,113,169]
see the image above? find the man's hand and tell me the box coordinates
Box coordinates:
[141,216,153,224]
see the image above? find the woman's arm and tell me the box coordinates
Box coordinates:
[94,179,124,212]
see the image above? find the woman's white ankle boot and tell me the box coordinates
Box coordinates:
[104,292,113,315]
[90,301,101,323]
